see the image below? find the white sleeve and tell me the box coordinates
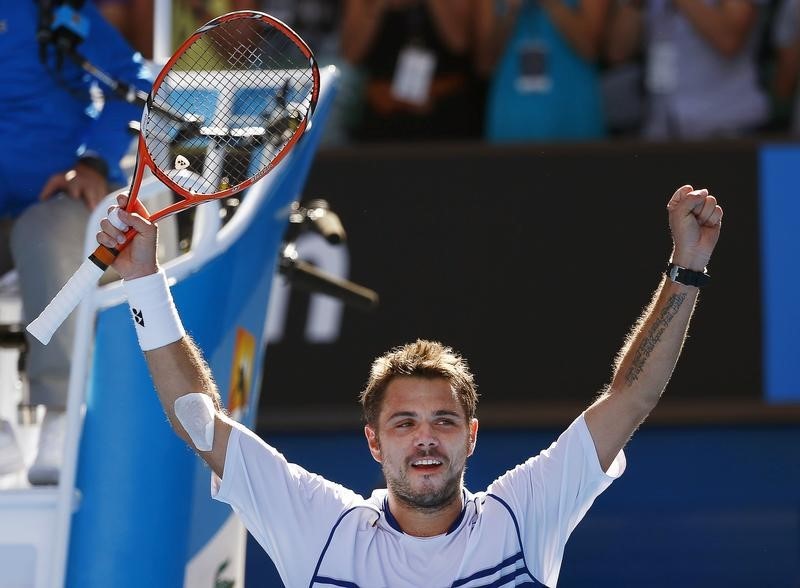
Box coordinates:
[486,413,625,587]
[211,422,360,587]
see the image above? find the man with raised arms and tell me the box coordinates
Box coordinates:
[97,184,722,587]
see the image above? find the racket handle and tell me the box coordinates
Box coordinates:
[26,258,106,345]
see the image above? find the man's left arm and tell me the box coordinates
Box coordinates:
[585,185,723,471]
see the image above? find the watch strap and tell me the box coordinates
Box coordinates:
[665,263,710,288]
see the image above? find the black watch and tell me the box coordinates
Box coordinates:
[665,263,710,288]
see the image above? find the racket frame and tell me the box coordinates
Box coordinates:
[27,10,321,344]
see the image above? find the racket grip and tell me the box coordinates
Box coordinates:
[26,258,106,345]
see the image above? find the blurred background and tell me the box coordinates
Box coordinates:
[5,0,800,586]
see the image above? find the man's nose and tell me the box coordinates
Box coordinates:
[414,424,438,448]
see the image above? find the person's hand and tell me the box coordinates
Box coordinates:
[39,162,110,211]
[97,193,159,280]
[666,185,723,271]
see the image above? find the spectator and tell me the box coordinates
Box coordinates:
[605,0,770,140]
[262,0,342,61]
[483,0,611,142]
[340,0,489,142]
[0,0,152,484]
[260,0,354,145]
[771,0,800,133]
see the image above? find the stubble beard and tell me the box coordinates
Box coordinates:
[383,458,465,513]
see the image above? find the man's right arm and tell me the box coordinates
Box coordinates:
[100,196,231,478]
[99,198,360,586]
[144,336,232,478]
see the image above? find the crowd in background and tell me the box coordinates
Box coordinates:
[93,0,800,146]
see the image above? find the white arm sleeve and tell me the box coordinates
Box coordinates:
[211,422,360,587]
[487,413,625,587]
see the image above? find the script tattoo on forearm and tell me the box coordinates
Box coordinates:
[625,292,688,385]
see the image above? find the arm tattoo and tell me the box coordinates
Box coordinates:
[624,292,688,385]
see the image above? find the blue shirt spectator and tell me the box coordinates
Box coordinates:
[485,0,610,142]
[0,0,151,217]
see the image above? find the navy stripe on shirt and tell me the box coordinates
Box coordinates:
[451,552,524,587]
[473,567,539,588]
[312,556,541,588]
[312,577,361,588]
[310,493,545,588]
[309,506,364,588]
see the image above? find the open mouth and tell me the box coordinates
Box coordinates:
[410,458,443,472]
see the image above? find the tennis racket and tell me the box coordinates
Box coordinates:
[27,10,320,344]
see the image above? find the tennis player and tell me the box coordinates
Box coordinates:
[99,184,722,587]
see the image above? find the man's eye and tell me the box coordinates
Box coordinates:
[436,419,455,426]
[397,421,413,428]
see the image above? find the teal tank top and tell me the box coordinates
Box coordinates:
[486,1,605,142]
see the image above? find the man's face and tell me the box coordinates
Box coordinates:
[365,376,478,511]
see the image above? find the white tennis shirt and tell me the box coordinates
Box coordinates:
[212,413,625,587]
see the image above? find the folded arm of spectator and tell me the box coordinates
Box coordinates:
[341,0,387,64]
[475,0,522,75]
[674,0,758,57]
[478,0,609,74]
[427,0,472,53]
[604,1,643,65]
[343,0,473,64]
[539,0,611,61]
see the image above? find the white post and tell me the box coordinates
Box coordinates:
[153,0,173,66]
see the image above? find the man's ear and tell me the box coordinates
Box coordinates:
[365,424,382,463]
[467,418,479,457]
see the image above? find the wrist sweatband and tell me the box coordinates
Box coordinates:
[123,270,186,351]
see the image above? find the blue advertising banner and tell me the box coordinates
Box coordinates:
[760,145,800,403]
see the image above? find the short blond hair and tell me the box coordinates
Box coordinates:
[360,340,478,427]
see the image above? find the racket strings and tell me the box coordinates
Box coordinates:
[142,15,316,198]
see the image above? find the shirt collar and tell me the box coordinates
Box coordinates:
[381,489,468,536]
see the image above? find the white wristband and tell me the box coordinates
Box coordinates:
[123,270,186,351]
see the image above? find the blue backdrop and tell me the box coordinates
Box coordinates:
[760,145,800,403]
[246,424,800,587]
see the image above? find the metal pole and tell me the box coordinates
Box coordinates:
[153,0,172,66]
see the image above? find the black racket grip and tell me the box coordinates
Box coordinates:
[280,257,379,312]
